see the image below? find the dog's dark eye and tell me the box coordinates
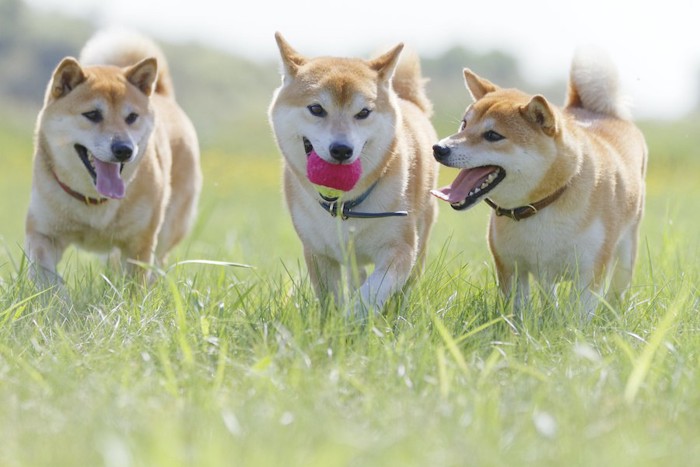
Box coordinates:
[483,130,505,142]
[459,120,467,131]
[82,110,103,123]
[125,113,139,125]
[307,104,327,117]
[355,108,372,120]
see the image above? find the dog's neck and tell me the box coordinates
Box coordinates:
[37,138,109,206]
[318,181,408,220]
[485,184,568,221]
[51,170,109,206]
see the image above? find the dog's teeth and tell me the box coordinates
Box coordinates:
[474,187,481,194]
[480,182,488,189]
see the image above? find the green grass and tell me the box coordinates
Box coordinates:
[1,118,699,466]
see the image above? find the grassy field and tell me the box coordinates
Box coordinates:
[0,115,699,466]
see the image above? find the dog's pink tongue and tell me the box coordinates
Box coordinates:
[93,159,125,199]
[431,166,497,203]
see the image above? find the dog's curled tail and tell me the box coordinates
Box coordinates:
[566,46,631,120]
[79,28,175,97]
[391,47,433,116]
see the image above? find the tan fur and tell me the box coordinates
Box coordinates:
[269,33,439,316]
[432,48,647,318]
[25,30,201,285]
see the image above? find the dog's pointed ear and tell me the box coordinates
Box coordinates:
[49,57,86,100]
[125,57,158,96]
[463,68,498,101]
[275,32,306,79]
[369,43,404,82]
[520,95,558,136]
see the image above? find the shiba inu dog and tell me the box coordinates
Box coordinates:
[431,48,647,317]
[268,33,439,316]
[25,29,202,285]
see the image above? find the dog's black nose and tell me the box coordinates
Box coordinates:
[329,143,353,162]
[111,142,133,162]
[432,144,451,161]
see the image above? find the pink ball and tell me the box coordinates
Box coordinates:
[306,150,362,192]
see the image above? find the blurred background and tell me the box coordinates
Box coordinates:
[1,0,698,275]
[5,0,700,149]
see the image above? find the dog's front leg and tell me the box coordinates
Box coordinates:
[355,247,415,318]
[25,229,65,287]
[304,248,342,307]
[122,236,157,284]
[575,273,604,321]
[497,262,529,316]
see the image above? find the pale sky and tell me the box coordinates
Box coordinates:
[27,0,700,120]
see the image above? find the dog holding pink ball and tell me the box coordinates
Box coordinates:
[268,33,439,317]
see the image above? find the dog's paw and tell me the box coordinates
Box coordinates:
[29,263,64,288]
[345,295,375,323]
[346,299,367,322]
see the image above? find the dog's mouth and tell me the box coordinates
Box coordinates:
[431,166,505,211]
[75,144,98,183]
[74,144,126,199]
[303,137,314,156]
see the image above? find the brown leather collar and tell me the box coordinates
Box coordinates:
[485,185,567,221]
[51,170,108,206]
